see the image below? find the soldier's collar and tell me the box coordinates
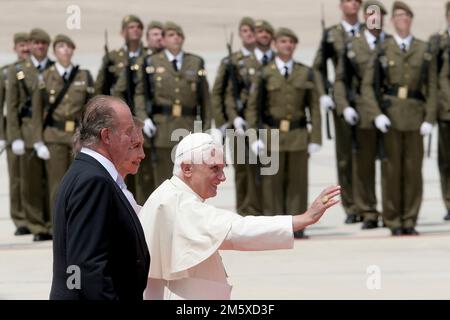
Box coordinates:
[30,55,49,71]
[164,49,184,64]
[275,56,294,74]
[254,47,273,63]
[393,33,413,50]
[55,62,73,77]
[241,47,253,57]
[340,20,361,35]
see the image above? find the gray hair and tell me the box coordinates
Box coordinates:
[78,95,120,148]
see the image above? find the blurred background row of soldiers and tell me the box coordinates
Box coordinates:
[1,0,449,241]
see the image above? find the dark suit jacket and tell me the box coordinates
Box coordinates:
[50,152,150,300]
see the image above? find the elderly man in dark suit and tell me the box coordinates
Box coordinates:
[50,95,150,300]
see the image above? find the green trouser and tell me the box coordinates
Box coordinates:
[438,120,450,211]
[381,129,423,229]
[46,143,73,234]
[134,146,156,205]
[229,136,262,215]
[262,150,308,216]
[333,111,357,216]
[21,149,47,235]
[153,147,174,187]
[353,128,379,222]
[7,147,25,228]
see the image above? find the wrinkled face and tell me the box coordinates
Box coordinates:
[255,28,273,48]
[239,25,256,47]
[274,36,296,58]
[54,42,74,65]
[182,148,226,199]
[103,102,135,169]
[391,9,412,34]
[163,30,184,53]
[118,127,145,177]
[340,0,361,16]
[147,27,164,51]
[14,41,29,60]
[122,22,143,42]
[30,40,49,60]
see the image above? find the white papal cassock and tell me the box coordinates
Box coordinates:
[139,175,294,300]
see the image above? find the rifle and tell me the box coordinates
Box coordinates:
[125,41,138,114]
[255,77,267,186]
[342,42,360,152]
[373,42,388,160]
[320,3,333,140]
[101,30,115,95]
[226,33,245,117]
[142,56,157,164]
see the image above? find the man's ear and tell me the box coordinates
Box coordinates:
[100,128,110,145]
[181,162,192,177]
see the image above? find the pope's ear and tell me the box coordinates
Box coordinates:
[180,162,192,177]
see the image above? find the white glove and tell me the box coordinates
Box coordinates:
[308,143,321,154]
[374,114,391,133]
[0,139,6,150]
[320,95,335,111]
[233,116,247,135]
[343,107,359,126]
[210,128,223,145]
[11,139,25,156]
[250,139,265,156]
[33,142,50,160]
[143,118,157,138]
[420,122,433,136]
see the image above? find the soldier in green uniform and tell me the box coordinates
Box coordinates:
[7,28,54,241]
[362,1,437,236]
[210,17,257,214]
[313,0,363,224]
[223,19,275,215]
[32,34,94,230]
[247,28,322,238]
[134,22,211,187]
[334,0,389,229]
[429,2,450,221]
[97,15,148,198]
[0,32,30,236]
[146,20,164,55]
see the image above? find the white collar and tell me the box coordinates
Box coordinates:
[254,47,273,64]
[80,147,120,184]
[30,55,49,70]
[55,62,73,78]
[171,175,205,202]
[341,20,361,36]
[241,47,253,57]
[128,48,141,58]
[275,56,294,75]
[393,33,413,51]
[364,30,381,50]
[165,50,184,64]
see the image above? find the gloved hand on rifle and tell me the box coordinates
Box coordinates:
[250,139,265,156]
[33,141,50,160]
[374,114,391,133]
[233,116,247,135]
[11,139,25,156]
[343,107,359,126]
[143,118,157,138]
[320,95,335,112]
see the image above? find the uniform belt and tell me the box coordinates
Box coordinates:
[264,116,307,132]
[48,119,78,133]
[385,86,425,101]
[153,104,197,117]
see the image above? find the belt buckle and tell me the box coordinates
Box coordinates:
[280,120,290,132]
[172,104,182,117]
[65,121,75,133]
[398,86,408,99]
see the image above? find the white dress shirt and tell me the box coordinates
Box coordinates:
[165,50,184,70]
[80,147,140,214]
[254,47,274,64]
[31,55,49,71]
[275,56,294,76]
[241,47,253,57]
[55,62,73,79]
[393,33,413,51]
[341,20,361,37]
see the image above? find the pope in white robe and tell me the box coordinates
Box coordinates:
[139,133,340,300]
